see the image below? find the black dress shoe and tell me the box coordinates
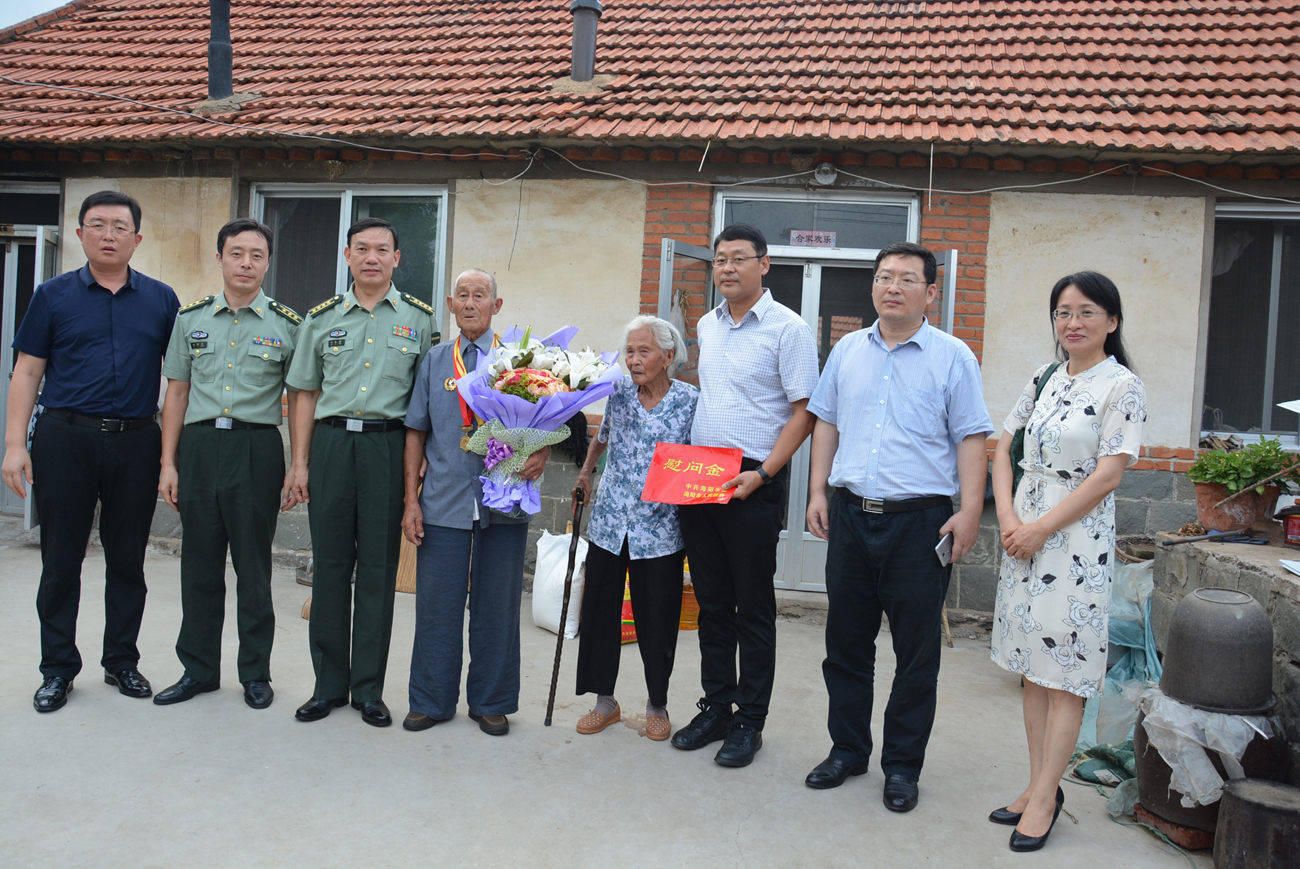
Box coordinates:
[714,723,763,767]
[351,699,392,727]
[1009,796,1063,852]
[104,667,152,698]
[990,786,1065,825]
[153,676,220,705]
[805,756,869,789]
[469,711,509,736]
[670,699,732,751]
[295,695,348,721]
[883,774,919,812]
[34,676,73,713]
[243,680,274,709]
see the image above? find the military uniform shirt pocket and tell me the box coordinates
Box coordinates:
[382,335,417,383]
[190,343,217,382]
[246,343,285,386]
[322,336,354,383]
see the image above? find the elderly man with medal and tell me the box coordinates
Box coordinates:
[400,268,547,736]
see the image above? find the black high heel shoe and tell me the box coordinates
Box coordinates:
[989,785,1064,825]
[1009,793,1064,852]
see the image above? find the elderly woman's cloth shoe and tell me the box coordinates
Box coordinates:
[646,714,671,741]
[577,701,621,734]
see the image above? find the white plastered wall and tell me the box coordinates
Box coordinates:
[983,192,1207,448]
[449,179,646,365]
[62,177,232,305]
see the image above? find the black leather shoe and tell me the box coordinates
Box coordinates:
[243,680,273,709]
[805,756,869,789]
[295,695,348,721]
[104,667,152,698]
[1009,796,1063,852]
[883,775,920,812]
[153,676,219,705]
[670,699,732,751]
[714,723,763,767]
[403,712,447,731]
[351,699,392,727]
[34,676,72,713]
[469,711,509,736]
[990,786,1065,825]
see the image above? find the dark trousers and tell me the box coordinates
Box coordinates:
[679,459,787,729]
[306,423,405,703]
[408,521,528,719]
[175,424,283,684]
[574,539,685,708]
[30,413,161,680]
[823,496,953,781]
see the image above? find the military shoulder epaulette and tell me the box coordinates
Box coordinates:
[178,295,214,314]
[268,299,302,324]
[307,295,343,318]
[402,293,436,315]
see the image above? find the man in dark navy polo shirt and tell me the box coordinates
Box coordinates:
[2,190,180,714]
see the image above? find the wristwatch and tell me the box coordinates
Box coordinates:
[755,465,772,485]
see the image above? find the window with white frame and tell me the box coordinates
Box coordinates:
[1202,205,1300,440]
[250,185,448,324]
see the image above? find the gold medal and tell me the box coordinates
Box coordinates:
[444,377,456,391]
[460,434,471,451]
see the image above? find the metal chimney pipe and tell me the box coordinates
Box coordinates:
[208,0,233,101]
[569,0,602,82]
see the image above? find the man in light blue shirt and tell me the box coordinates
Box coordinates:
[804,242,993,812]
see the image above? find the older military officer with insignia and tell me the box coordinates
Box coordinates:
[154,219,301,710]
[287,217,436,727]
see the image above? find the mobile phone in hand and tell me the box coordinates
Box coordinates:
[935,532,954,567]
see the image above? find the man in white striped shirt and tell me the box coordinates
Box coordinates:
[670,224,819,768]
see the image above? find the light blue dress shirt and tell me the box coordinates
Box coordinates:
[587,376,699,559]
[808,320,993,500]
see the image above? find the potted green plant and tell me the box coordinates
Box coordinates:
[1185,438,1300,532]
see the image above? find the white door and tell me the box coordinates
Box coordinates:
[1,225,58,519]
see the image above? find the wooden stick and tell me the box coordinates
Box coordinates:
[1211,466,1297,509]
[941,608,953,648]
[545,489,585,727]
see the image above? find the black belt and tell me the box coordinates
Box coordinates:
[834,488,951,514]
[322,416,406,433]
[43,408,155,432]
[195,418,278,431]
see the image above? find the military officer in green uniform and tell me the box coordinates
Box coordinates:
[154,218,301,710]
[287,217,436,728]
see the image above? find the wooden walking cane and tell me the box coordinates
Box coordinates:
[545,488,585,726]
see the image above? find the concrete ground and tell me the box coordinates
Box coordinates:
[0,535,1209,869]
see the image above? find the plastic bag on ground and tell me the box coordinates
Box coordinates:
[1107,778,1140,818]
[532,530,587,639]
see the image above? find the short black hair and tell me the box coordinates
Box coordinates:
[713,223,767,259]
[874,242,937,285]
[78,190,142,233]
[217,218,274,257]
[346,217,399,251]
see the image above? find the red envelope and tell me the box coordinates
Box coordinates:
[640,443,744,505]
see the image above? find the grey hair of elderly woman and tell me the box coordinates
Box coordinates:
[620,315,687,374]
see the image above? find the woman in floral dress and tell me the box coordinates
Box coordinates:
[572,316,698,741]
[988,272,1145,852]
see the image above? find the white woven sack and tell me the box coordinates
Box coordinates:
[532,530,587,639]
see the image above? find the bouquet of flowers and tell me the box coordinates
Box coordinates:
[457,326,620,516]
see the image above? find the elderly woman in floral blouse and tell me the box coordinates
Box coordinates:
[571,315,698,741]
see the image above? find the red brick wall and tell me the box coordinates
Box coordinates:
[920,194,989,362]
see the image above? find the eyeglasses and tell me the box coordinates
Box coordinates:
[82,221,134,237]
[1051,308,1105,322]
[873,274,926,291]
[713,256,757,269]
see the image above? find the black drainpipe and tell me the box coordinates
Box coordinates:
[569,0,602,82]
[208,0,233,100]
